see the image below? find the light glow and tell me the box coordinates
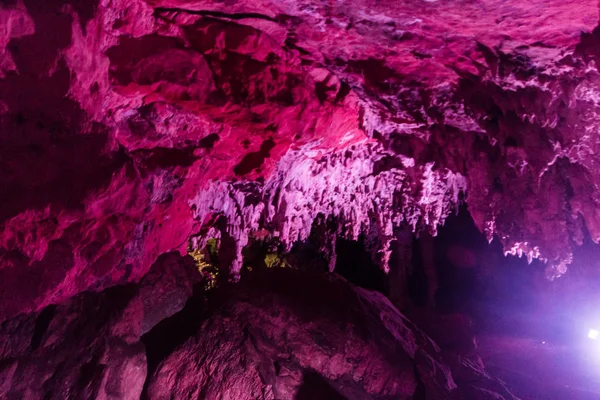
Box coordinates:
[588,329,599,340]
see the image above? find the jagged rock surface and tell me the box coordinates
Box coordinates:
[1,0,599,320]
[146,268,517,400]
[0,0,599,327]
[1,1,599,398]
[0,252,199,399]
[0,264,517,400]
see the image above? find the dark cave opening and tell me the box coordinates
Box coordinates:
[327,210,499,321]
[327,209,497,319]
[334,235,388,294]
[430,208,543,337]
[295,371,346,400]
[327,207,566,344]
[406,236,429,308]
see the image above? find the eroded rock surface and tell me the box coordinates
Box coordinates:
[146,269,517,400]
[0,1,599,398]
[0,263,517,399]
[0,252,198,399]
[0,0,599,320]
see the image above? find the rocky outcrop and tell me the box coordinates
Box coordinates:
[146,269,517,400]
[0,252,198,399]
[0,263,517,399]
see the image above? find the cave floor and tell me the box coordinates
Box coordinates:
[477,334,600,400]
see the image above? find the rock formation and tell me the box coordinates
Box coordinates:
[1,0,600,398]
[1,266,520,399]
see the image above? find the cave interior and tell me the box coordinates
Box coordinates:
[2,0,600,399]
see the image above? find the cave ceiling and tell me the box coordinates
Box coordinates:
[0,0,599,318]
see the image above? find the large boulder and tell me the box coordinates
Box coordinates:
[147,269,517,400]
[0,285,147,400]
[0,261,518,399]
[0,251,199,400]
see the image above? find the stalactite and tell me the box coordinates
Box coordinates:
[190,141,467,277]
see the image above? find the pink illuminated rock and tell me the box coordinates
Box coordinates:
[0,264,516,399]
[0,0,598,323]
[2,1,599,398]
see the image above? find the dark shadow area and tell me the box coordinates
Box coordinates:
[198,133,220,150]
[105,35,184,85]
[335,236,387,293]
[285,215,336,273]
[140,283,207,400]
[233,138,276,176]
[30,305,56,351]
[412,364,427,400]
[0,0,127,226]
[576,24,600,65]
[407,238,429,308]
[22,0,99,34]
[433,208,487,316]
[0,240,75,320]
[429,207,546,337]
[295,371,346,400]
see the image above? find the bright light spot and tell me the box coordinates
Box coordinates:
[588,329,599,340]
[541,341,546,344]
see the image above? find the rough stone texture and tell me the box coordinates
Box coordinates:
[2,1,599,398]
[0,252,198,399]
[411,312,520,400]
[0,264,517,399]
[137,251,200,333]
[146,269,516,400]
[1,0,599,320]
[0,285,147,400]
